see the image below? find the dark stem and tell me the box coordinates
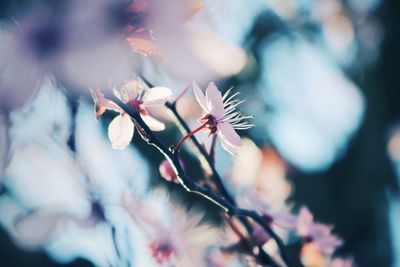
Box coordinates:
[165,102,237,205]
[209,134,217,166]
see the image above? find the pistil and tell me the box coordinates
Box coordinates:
[174,122,208,152]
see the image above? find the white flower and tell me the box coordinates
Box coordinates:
[193,81,254,155]
[91,79,173,150]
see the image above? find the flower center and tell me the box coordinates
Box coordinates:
[128,99,148,115]
[149,240,176,264]
[199,114,218,134]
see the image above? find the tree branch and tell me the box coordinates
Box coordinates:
[105,92,297,267]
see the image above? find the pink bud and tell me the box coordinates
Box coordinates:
[159,159,180,183]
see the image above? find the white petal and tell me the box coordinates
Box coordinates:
[218,134,238,155]
[108,114,134,149]
[113,88,124,102]
[218,122,242,147]
[120,80,140,102]
[193,81,209,113]
[142,86,173,107]
[205,82,225,117]
[141,115,165,131]
[14,211,68,248]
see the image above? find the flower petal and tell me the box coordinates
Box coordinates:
[14,210,69,248]
[218,134,238,155]
[141,115,165,131]
[205,82,225,117]
[142,86,173,107]
[108,114,134,149]
[193,81,208,113]
[217,122,242,147]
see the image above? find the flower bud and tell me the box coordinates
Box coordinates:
[159,159,180,183]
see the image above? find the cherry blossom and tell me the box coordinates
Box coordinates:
[175,82,254,155]
[91,79,173,149]
[296,207,343,254]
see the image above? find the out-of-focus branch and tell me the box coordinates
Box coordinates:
[106,93,297,267]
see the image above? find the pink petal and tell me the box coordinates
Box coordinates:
[113,88,125,103]
[141,115,165,131]
[273,211,297,230]
[142,86,173,107]
[315,234,343,254]
[217,122,242,147]
[120,80,141,102]
[296,206,314,236]
[205,82,225,117]
[193,81,208,113]
[108,114,134,149]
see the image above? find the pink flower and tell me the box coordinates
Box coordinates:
[296,207,343,254]
[192,82,254,155]
[240,195,295,227]
[123,190,220,267]
[91,79,173,149]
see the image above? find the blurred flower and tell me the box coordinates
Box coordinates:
[0,0,137,105]
[126,0,246,81]
[12,209,75,249]
[241,196,296,231]
[0,29,42,112]
[179,82,254,155]
[206,248,244,267]
[125,0,203,59]
[12,200,106,250]
[300,242,354,267]
[123,190,220,266]
[300,242,326,267]
[327,257,354,267]
[296,207,343,254]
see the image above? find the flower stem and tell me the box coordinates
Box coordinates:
[174,123,207,152]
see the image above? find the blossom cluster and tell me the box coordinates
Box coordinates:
[0,1,363,267]
[88,76,350,266]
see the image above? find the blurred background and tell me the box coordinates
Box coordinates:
[0,0,399,266]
